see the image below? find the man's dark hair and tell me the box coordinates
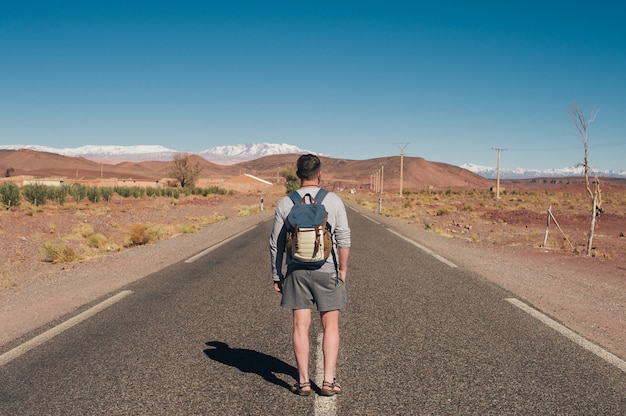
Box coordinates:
[296,154,321,180]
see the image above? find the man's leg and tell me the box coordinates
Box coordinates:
[293,308,312,387]
[320,310,340,387]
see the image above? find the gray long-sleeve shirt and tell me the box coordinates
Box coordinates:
[269,187,351,282]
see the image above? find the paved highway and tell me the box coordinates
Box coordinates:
[1,206,625,415]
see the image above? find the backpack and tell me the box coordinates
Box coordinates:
[285,189,333,268]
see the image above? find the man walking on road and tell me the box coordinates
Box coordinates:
[269,154,351,397]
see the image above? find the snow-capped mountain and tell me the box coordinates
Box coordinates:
[3,143,624,177]
[198,143,317,165]
[461,163,626,179]
[0,143,317,165]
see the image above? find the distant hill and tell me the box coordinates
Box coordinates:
[0,149,492,191]
[4,148,625,192]
[3,143,624,179]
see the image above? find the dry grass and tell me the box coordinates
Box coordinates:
[41,242,82,264]
[237,204,261,217]
[345,189,626,260]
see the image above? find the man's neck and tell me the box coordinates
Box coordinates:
[300,181,319,188]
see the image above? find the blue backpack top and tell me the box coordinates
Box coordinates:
[285,189,332,268]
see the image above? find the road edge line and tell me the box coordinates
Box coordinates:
[506,298,626,374]
[0,290,133,367]
[388,229,457,268]
[184,225,258,263]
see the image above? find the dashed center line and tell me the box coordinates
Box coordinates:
[314,332,337,416]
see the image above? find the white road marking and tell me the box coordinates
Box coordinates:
[506,298,626,374]
[184,225,258,263]
[388,229,458,268]
[314,332,337,416]
[0,290,133,367]
[361,213,381,224]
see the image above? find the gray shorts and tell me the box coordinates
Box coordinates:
[281,269,347,312]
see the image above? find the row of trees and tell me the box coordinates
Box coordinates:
[0,152,214,208]
[0,182,232,208]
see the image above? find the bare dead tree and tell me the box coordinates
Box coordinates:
[568,102,601,256]
[167,153,202,188]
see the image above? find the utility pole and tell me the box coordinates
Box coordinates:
[491,147,506,199]
[394,143,409,197]
[373,169,379,193]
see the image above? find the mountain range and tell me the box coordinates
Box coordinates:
[1,143,624,179]
[0,143,317,166]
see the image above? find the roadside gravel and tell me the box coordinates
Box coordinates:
[1,200,624,368]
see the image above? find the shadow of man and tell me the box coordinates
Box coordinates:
[203,341,296,391]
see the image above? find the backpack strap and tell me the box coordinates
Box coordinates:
[315,188,329,204]
[288,188,328,205]
[288,191,302,205]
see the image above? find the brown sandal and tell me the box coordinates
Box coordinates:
[319,379,342,396]
[290,381,312,396]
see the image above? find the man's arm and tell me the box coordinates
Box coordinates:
[337,246,350,281]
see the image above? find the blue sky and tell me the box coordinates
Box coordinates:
[1,1,624,170]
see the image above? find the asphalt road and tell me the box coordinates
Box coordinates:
[1,206,625,415]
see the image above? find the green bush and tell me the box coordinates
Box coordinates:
[54,185,69,205]
[100,187,114,202]
[115,186,132,198]
[22,183,49,206]
[146,187,162,197]
[69,184,87,203]
[0,181,21,208]
[87,186,101,203]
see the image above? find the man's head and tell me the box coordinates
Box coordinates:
[296,154,321,181]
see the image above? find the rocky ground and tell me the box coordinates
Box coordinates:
[1,190,625,365]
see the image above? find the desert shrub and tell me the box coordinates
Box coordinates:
[127,222,161,245]
[131,187,145,198]
[238,204,261,217]
[403,198,417,209]
[100,187,114,202]
[74,223,95,238]
[128,222,150,245]
[22,183,49,206]
[461,204,474,212]
[182,224,197,233]
[52,185,69,205]
[202,186,229,196]
[115,186,132,198]
[0,181,20,208]
[591,250,610,259]
[86,233,108,249]
[163,188,180,199]
[145,187,161,197]
[87,187,101,203]
[41,242,82,263]
[435,206,456,216]
[69,184,87,203]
